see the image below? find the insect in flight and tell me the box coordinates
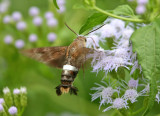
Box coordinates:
[22,23,103,96]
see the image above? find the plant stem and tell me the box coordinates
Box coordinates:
[131,107,145,115]
[93,6,146,23]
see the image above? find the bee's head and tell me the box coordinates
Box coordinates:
[56,85,78,96]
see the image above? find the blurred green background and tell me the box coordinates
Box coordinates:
[0,0,160,116]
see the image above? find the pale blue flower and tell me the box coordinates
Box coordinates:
[128,78,139,89]
[33,16,43,26]
[47,18,58,27]
[0,0,10,14]
[29,34,38,42]
[20,87,27,93]
[3,87,10,94]
[137,0,148,5]
[0,104,4,112]
[3,15,12,24]
[47,33,57,42]
[123,89,139,103]
[4,35,13,44]
[0,98,5,104]
[103,98,128,112]
[29,6,39,17]
[136,5,146,14]
[110,19,125,32]
[12,11,22,22]
[57,0,66,13]
[8,106,17,115]
[15,39,25,49]
[91,81,119,109]
[45,11,54,19]
[16,21,27,31]
[122,28,134,40]
[13,88,20,95]
[99,24,116,38]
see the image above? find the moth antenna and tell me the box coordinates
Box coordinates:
[65,22,78,36]
[84,24,106,36]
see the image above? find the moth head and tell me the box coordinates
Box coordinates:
[55,85,78,96]
[77,36,86,41]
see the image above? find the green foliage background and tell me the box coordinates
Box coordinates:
[0,0,160,116]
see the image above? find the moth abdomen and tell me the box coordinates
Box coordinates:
[55,85,78,96]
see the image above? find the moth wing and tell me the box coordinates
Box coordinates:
[22,46,68,69]
[73,47,95,68]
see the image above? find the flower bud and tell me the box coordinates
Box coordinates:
[3,87,13,107]
[45,11,54,19]
[16,21,27,31]
[4,35,13,44]
[15,39,25,49]
[29,6,39,17]
[3,15,12,24]
[20,87,27,107]
[136,5,146,14]
[8,106,17,115]
[29,34,38,42]
[0,98,5,104]
[47,18,58,27]
[47,33,57,42]
[0,104,4,112]
[33,16,43,26]
[12,11,22,22]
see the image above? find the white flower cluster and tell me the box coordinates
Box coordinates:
[2,5,62,49]
[0,86,27,115]
[29,6,58,42]
[87,19,134,74]
[88,18,160,112]
[91,82,119,108]
[91,78,152,112]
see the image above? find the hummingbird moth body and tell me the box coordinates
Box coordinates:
[22,23,103,96]
[23,35,94,96]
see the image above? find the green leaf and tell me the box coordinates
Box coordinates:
[142,76,157,116]
[79,12,107,34]
[73,4,86,9]
[131,18,160,115]
[53,0,59,9]
[131,18,160,79]
[113,5,135,17]
[117,68,125,80]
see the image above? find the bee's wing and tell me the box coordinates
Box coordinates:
[22,46,68,69]
[73,47,95,68]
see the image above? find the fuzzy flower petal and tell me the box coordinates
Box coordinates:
[8,106,17,115]
[103,98,128,112]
